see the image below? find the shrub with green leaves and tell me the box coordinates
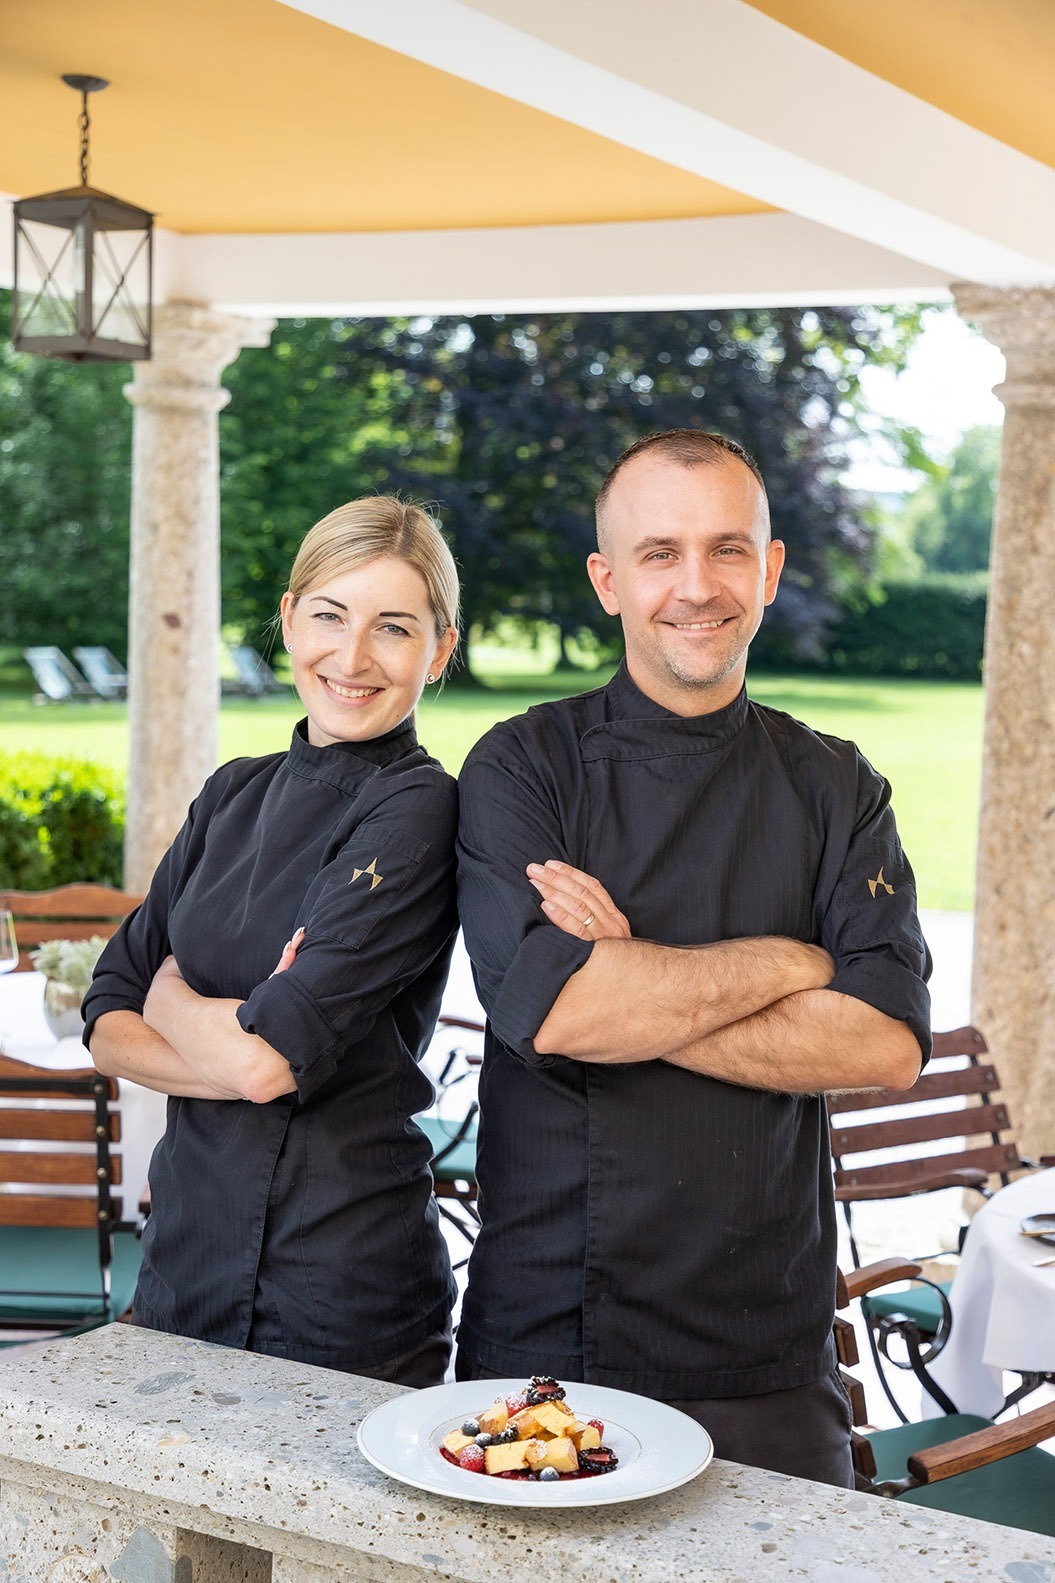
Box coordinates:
[0,754,125,888]
[823,574,987,680]
[753,573,987,681]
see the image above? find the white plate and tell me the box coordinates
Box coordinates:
[356,1378,713,1508]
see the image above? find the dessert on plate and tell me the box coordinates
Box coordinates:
[440,1376,619,1482]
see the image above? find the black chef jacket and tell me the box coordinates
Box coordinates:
[456,663,931,1399]
[83,718,458,1370]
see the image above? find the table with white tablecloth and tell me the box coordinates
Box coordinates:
[0,970,167,1217]
[924,1167,1055,1418]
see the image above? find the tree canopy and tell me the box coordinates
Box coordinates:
[223,304,923,670]
[1,291,923,669]
[900,425,999,575]
[0,292,131,657]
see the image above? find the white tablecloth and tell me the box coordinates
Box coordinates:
[0,971,167,1218]
[924,1167,1055,1417]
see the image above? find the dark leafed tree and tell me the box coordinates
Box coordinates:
[0,293,921,673]
[350,306,922,672]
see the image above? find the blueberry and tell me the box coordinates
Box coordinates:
[461,1419,480,1436]
[537,1466,560,1482]
[475,1432,494,1446]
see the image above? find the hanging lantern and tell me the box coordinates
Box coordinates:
[12,74,153,362]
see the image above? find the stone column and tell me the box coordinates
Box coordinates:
[122,303,273,893]
[952,283,1055,1162]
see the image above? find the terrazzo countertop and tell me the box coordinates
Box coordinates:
[0,1324,1053,1581]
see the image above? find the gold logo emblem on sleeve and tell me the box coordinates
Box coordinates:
[350,857,384,891]
[868,867,894,898]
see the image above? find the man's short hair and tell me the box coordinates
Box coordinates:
[595,430,767,552]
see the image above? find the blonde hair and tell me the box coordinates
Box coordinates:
[287,497,459,639]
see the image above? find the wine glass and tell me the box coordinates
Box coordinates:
[0,910,17,975]
[0,910,17,1051]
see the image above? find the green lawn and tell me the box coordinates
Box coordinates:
[0,659,982,910]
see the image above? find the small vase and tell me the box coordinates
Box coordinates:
[43,978,85,1040]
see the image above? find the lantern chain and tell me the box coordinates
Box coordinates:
[78,92,91,186]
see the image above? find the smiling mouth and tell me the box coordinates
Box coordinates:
[322,677,382,700]
[669,618,732,630]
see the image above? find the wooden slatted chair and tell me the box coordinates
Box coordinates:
[829,1025,1055,1420]
[0,1054,142,1341]
[0,883,143,971]
[837,1260,1055,1538]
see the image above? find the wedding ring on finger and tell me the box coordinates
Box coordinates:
[582,912,596,930]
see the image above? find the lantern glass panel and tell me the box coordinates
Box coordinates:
[14,215,82,340]
[93,226,150,347]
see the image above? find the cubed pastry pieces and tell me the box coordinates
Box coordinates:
[524,1436,579,1474]
[483,1439,533,1475]
[441,1376,619,1483]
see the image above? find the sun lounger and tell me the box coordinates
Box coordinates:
[22,648,95,704]
[227,645,285,697]
[72,646,129,701]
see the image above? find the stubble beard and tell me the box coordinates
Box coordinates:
[653,614,751,696]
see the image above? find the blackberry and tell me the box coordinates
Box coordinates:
[493,1425,519,1444]
[577,1445,618,1474]
[461,1419,480,1437]
[525,1374,566,1405]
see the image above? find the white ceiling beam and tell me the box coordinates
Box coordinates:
[281,0,1055,287]
[0,200,946,313]
[156,212,947,315]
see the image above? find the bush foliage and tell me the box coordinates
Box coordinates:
[0,755,125,888]
[755,574,987,680]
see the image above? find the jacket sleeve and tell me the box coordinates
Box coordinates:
[81,797,201,1048]
[236,773,458,1101]
[821,753,933,1062]
[457,732,592,1067]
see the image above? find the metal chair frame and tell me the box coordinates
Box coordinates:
[837,1259,1055,1538]
[829,1025,1054,1422]
[423,1014,483,1271]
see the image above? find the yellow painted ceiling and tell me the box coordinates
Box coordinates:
[748,0,1055,169]
[0,0,764,234]
[2,0,1051,237]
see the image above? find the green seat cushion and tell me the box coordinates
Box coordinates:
[417,1115,478,1184]
[863,1280,952,1337]
[870,1413,1055,1538]
[0,1225,142,1329]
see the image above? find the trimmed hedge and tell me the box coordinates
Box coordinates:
[0,755,125,889]
[754,574,987,681]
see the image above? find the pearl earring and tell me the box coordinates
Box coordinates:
[426,673,436,684]
[285,642,292,652]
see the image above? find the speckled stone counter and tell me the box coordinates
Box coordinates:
[1,1325,1053,1582]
